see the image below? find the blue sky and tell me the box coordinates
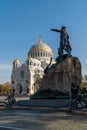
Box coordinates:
[0,0,87,83]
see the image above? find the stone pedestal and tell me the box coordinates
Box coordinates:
[31,56,82,99]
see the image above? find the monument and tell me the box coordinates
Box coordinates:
[30,26,82,102]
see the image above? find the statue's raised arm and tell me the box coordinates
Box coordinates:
[51,29,62,33]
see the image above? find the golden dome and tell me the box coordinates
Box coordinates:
[13,59,20,64]
[29,36,53,54]
[27,56,32,61]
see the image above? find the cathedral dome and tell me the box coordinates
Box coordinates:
[13,59,20,68]
[29,40,52,53]
[13,59,20,64]
[27,36,55,69]
[28,36,53,58]
[27,56,32,61]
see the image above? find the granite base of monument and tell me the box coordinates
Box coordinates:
[18,99,72,108]
[30,56,82,100]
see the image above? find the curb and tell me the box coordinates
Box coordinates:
[0,105,87,116]
[0,105,69,111]
[71,110,87,116]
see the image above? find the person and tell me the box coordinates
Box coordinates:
[6,92,16,105]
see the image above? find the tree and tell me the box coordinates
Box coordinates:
[34,78,43,93]
[80,82,87,94]
[0,82,11,95]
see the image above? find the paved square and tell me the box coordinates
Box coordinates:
[0,109,87,130]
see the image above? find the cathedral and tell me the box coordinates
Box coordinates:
[11,36,55,95]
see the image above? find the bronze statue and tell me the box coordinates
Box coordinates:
[44,57,52,73]
[51,26,72,60]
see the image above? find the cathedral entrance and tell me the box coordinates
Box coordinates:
[19,85,22,94]
[16,84,23,94]
[27,88,29,94]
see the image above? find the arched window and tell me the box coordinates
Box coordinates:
[33,53,34,57]
[38,52,39,56]
[43,52,45,57]
[35,53,37,57]
[30,62,31,65]
[38,70,40,73]
[34,63,36,66]
[27,87,29,94]
[46,53,47,57]
[41,52,42,57]
[20,71,24,78]
[19,85,22,94]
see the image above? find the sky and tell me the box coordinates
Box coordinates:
[0,0,87,83]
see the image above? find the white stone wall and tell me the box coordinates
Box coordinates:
[11,58,44,95]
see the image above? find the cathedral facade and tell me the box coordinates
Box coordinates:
[11,37,54,95]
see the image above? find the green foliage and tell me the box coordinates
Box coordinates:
[80,82,87,94]
[0,83,11,95]
[34,78,43,92]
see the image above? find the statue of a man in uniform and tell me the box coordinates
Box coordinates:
[51,26,72,60]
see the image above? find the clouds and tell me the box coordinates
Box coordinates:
[0,64,12,83]
[0,64,12,71]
